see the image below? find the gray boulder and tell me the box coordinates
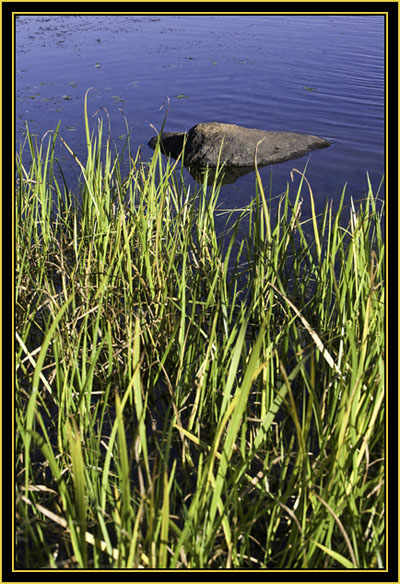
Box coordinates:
[148,122,331,168]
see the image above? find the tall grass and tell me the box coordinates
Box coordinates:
[15,95,385,569]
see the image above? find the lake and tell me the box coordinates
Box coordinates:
[15,14,385,217]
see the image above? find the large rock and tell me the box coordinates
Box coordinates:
[148,122,331,169]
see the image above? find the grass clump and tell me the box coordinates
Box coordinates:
[15,93,385,570]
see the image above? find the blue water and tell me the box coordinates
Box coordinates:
[16,14,385,216]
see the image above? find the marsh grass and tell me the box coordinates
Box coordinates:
[15,93,385,569]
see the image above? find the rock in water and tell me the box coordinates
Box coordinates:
[148,122,331,168]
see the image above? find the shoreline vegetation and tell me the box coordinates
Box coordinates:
[15,94,385,569]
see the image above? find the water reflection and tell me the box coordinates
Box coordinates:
[188,164,263,185]
[16,14,384,214]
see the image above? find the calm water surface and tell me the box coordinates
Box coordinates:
[16,14,385,216]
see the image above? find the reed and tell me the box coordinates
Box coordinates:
[15,99,385,569]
